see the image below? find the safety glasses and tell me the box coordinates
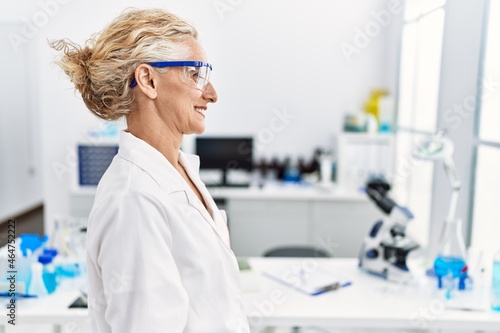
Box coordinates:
[129,61,212,90]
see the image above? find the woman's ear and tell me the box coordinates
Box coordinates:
[134,64,158,99]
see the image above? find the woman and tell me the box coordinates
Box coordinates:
[51,9,250,333]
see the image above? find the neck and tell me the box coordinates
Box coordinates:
[126,107,183,168]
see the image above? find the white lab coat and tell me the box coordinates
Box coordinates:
[86,131,250,333]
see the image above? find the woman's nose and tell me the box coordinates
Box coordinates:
[202,82,218,103]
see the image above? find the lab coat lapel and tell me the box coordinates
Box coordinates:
[179,152,232,251]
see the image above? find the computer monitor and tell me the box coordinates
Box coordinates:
[195,137,253,186]
[78,144,118,186]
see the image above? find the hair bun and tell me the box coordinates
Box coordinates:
[78,47,93,71]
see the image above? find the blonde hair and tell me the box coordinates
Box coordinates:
[50,8,198,120]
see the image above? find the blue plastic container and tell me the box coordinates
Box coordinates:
[38,254,58,294]
[434,255,467,295]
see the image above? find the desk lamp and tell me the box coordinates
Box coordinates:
[413,130,460,225]
[413,130,468,293]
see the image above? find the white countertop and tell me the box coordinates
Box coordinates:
[72,183,370,202]
[208,183,369,201]
[242,257,500,331]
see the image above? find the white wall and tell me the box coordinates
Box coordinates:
[2,0,400,233]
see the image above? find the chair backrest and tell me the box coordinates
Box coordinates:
[263,246,331,258]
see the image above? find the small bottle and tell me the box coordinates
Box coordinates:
[283,157,301,183]
[16,247,33,295]
[28,262,48,297]
[491,248,500,311]
[319,153,333,184]
[38,254,58,294]
[378,95,395,132]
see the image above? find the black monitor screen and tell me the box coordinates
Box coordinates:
[195,137,253,171]
[78,145,118,186]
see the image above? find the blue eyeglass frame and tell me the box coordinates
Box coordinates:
[129,61,213,88]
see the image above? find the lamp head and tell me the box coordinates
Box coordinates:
[413,130,454,161]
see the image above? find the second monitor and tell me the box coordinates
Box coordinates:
[195,137,253,187]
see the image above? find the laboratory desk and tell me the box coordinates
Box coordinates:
[2,258,500,333]
[0,287,88,333]
[242,257,500,333]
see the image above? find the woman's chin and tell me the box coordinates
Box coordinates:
[189,126,206,135]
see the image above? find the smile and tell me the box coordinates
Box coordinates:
[195,108,206,117]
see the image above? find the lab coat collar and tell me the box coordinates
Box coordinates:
[118,130,184,191]
[118,131,232,251]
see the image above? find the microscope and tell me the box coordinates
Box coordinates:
[358,179,420,282]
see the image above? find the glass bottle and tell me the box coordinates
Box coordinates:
[28,262,48,297]
[491,248,500,311]
[433,218,468,297]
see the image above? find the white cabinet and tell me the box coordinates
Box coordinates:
[337,133,395,192]
[214,188,382,258]
[227,199,309,257]
[310,201,380,258]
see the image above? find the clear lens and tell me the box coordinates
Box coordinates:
[183,65,211,90]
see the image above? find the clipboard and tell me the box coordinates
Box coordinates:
[262,264,351,296]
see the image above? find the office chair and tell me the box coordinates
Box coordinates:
[263,245,331,258]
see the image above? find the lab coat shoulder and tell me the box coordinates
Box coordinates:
[87,154,171,252]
